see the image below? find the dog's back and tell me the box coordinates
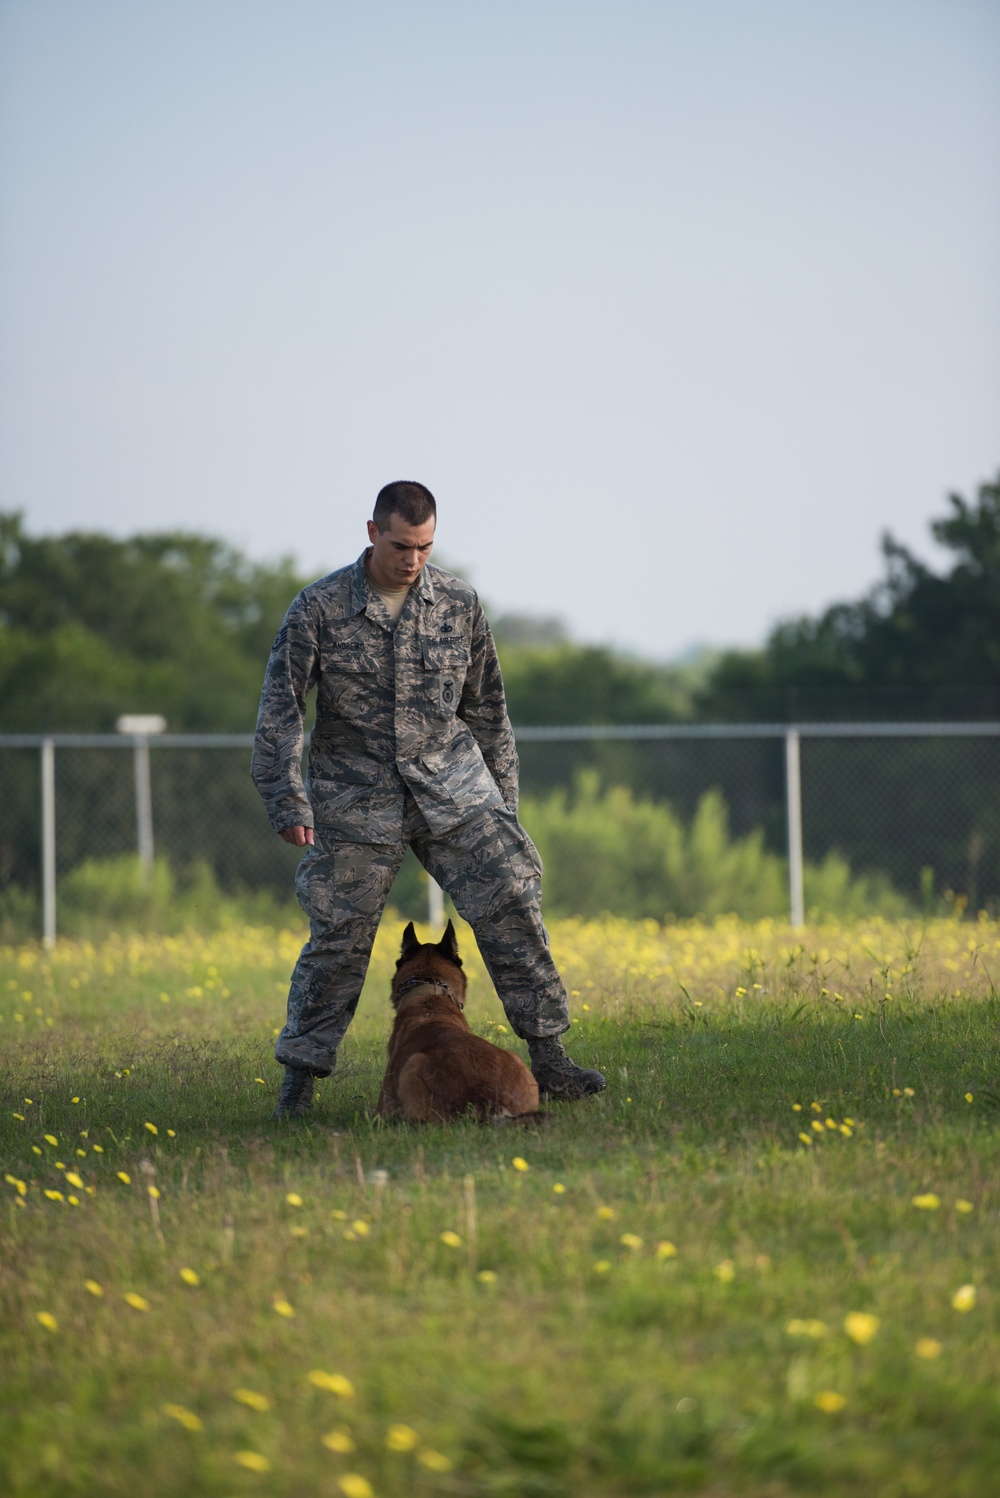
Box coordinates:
[377,922,539,1123]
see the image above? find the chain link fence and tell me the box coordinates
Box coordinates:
[2,724,999,942]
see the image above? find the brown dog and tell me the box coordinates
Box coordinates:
[377,921,539,1123]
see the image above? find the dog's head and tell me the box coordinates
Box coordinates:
[391,919,467,1009]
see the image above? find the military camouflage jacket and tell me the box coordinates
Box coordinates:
[251,551,519,842]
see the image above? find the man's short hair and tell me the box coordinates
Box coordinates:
[373,481,437,532]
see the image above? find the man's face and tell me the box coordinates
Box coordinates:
[366,512,436,589]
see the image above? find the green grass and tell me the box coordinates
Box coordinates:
[1,917,998,1497]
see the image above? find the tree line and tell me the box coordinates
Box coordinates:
[2,472,998,734]
[1,470,999,734]
[1,472,998,922]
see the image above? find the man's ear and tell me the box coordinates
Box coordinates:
[437,918,462,967]
[398,921,422,965]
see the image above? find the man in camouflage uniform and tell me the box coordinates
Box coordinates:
[252,480,606,1117]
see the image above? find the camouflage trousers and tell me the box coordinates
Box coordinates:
[274,796,569,1075]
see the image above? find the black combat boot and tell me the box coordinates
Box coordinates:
[273,1065,315,1119]
[527,1036,606,1100]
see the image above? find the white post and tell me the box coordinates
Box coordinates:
[116,716,165,882]
[133,735,155,875]
[427,876,445,929]
[41,736,56,948]
[785,728,805,928]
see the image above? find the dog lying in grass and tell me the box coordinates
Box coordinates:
[377,920,540,1123]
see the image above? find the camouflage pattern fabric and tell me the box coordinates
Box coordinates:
[274,796,570,1076]
[251,552,519,841]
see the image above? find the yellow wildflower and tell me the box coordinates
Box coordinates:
[596,1206,615,1220]
[338,1477,374,1498]
[233,1389,271,1412]
[814,1391,846,1413]
[36,1311,58,1332]
[144,1122,158,1135]
[955,1199,974,1214]
[439,1231,462,1248]
[44,1189,64,1202]
[233,1451,271,1472]
[116,1172,131,1185]
[511,1157,529,1172]
[552,1183,566,1194]
[952,1284,976,1313]
[418,1449,453,1471]
[715,1260,735,1283]
[912,1193,940,1211]
[619,1233,643,1250]
[785,1319,829,1339]
[476,1270,498,1284]
[915,1338,943,1359]
[593,1259,612,1274]
[286,1192,303,1207]
[351,1220,369,1236]
[386,1424,419,1452]
[84,1280,103,1297]
[123,1293,150,1311]
[656,1241,677,1259]
[321,1427,356,1453]
[308,1370,356,1398]
[844,1312,879,1345]
[163,1403,203,1431]
[179,1267,200,1286]
[273,1297,295,1318]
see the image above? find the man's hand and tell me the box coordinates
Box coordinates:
[279,825,315,847]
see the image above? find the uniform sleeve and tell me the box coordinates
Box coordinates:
[458,602,520,813]
[251,592,320,831]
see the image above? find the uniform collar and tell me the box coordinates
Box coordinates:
[349,550,436,614]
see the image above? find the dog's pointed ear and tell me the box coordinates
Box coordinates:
[437,918,462,967]
[398,921,422,965]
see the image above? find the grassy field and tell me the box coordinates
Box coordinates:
[2,913,998,1497]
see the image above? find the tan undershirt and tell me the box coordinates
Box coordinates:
[365,562,411,624]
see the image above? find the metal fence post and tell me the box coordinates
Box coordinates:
[116,716,165,880]
[785,728,805,927]
[427,877,445,929]
[41,736,56,948]
[133,735,155,875]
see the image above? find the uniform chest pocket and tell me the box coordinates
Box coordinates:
[324,641,381,673]
[422,640,468,713]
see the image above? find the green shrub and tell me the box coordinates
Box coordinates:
[56,855,302,937]
[521,773,907,920]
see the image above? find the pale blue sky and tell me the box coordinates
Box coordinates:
[1,0,997,657]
